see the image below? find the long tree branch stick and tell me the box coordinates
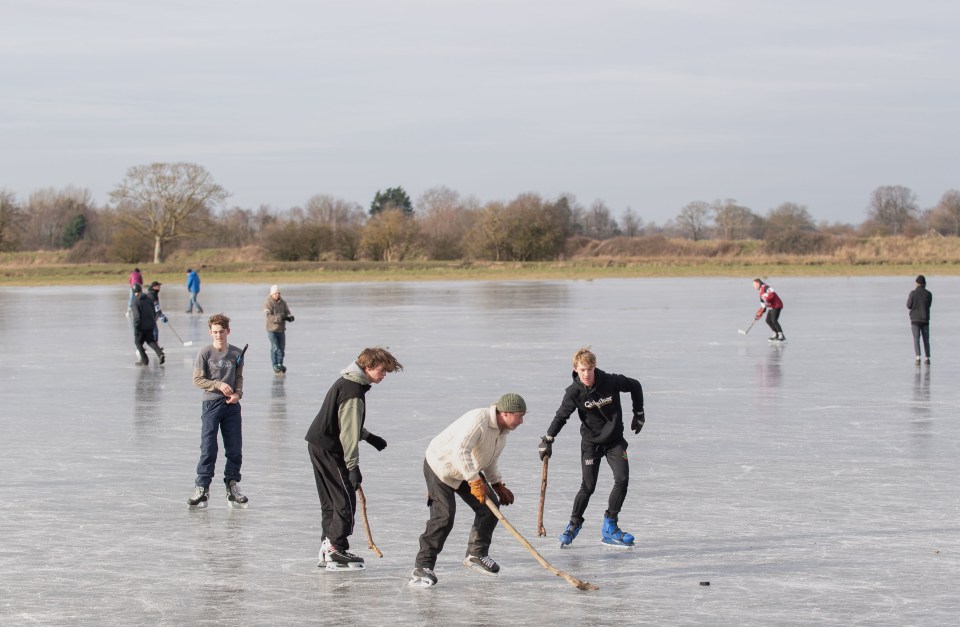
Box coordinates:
[357,486,383,558]
[537,458,548,537]
[485,499,598,591]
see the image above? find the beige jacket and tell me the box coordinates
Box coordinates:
[425,405,508,488]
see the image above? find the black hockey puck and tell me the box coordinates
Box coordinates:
[699,581,710,586]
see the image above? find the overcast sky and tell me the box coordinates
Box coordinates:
[3,0,959,225]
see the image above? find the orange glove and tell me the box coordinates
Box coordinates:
[469,478,486,504]
[755,307,764,320]
[491,482,514,506]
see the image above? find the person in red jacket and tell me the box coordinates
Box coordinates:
[753,278,785,342]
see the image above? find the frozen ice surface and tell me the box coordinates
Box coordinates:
[1,277,958,626]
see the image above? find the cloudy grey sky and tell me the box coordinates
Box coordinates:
[3,0,959,225]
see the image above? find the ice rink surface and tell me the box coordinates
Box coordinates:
[1,276,958,626]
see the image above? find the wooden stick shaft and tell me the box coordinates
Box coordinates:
[357,486,383,558]
[537,458,548,537]
[485,499,598,591]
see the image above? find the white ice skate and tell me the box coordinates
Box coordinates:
[319,539,365,572]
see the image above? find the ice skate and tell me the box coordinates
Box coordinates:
[777,333,786,342]
[187,485,209,509]
[915,356,922,365]
[559,522,581,548]
[408,567,438,587]
[463,554,499,575]
[323,543,365,571]
[601,515,635,547]
[226,480,248,508]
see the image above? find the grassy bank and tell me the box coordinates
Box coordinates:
[1,257,956,287]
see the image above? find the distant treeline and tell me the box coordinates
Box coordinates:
[2,162,958,264]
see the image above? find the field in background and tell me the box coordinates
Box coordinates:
[2,236,958,286]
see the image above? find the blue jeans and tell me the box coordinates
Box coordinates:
[195,397,243,487]
[128,288,136,310]
[187,291,203,313]
[268,331,286,369]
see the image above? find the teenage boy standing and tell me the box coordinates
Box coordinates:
[187,314,248,509]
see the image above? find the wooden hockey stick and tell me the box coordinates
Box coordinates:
[357,486,383,558]
[485,499,598,591]
[537,458,548,537]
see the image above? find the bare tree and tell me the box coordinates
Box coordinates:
[304,194,366,230]
[676,201,712,241]
[621,207,643,237]
[765,202,815,238]
[109,162,229,263]
[416,186,475,259]
[712,199,755,240]
[928,190,960,236]
[867,185,917,235]
[580,199,620,239]
[360,208,421,261]
[0,189,23,251]
[19,186,94,250]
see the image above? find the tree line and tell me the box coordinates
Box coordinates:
[2,162,959,263]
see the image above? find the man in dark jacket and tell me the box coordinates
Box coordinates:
[538,347,645,548]
[131,284,164,366]
[304,348,402,570]
[907,274,933,365]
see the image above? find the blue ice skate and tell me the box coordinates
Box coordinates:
[601,515,634,547]
[559,522,581,548]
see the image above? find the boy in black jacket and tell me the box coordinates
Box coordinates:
[538,347,645,547]
[304,348,403,570]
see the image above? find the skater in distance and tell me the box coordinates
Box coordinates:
[753,278,786,342]
[409,393,526,587]
[187,314,249,509]
[131,283,164,366]
[305,348,403,571]
[263,284,294,374]
[538,348,644,548]
[185,268,204,314]
[906,274,932,365]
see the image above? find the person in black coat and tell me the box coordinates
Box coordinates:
[131,284,164,365]
[907,274,933,365]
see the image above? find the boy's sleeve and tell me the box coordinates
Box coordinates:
[338,398,365,469]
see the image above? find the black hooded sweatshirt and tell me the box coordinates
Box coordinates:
[547,368,644,445]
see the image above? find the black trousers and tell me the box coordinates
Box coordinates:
[134,328,163,362]
[307,443,356,550]
[765,308,783,334]
[414,459,500,569]
[570,437,629,525]
[912,322,930,357]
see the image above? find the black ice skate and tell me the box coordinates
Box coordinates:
[187,485,209,509]
[463,554,500,575]
[408,567,438,587]
[226,480,248,508]
[323,544,365,571]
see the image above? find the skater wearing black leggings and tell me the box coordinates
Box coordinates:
[753,278,786,342]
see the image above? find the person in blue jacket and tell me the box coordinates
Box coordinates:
[186,268,204,314]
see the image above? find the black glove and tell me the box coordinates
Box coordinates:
[285,315,294,322]
[348,467,362,490]
[631,410,645,434]
[538,435,554,460]
[365,433,387,451]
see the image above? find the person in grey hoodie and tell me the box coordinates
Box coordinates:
[263,284,293,373]
[304,348,403,570]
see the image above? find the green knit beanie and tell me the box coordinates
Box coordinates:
[496,393,527,413]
